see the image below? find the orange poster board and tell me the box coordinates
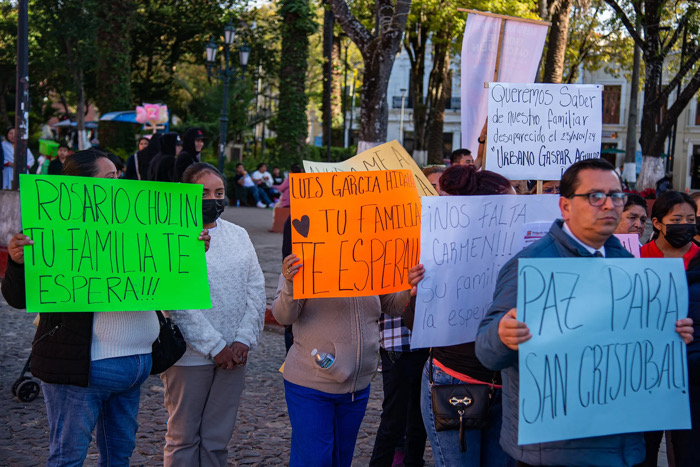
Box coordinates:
[290,170,421,299]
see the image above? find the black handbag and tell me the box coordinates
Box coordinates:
[150,310,186,375]
[429,354,495,452]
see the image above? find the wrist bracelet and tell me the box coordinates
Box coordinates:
[478,138,485,144]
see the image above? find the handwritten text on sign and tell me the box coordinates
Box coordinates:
[290,170,421,299]
[411,195,560,349]
[486,83,602,180]
[19,175,211,312]
[517,258,690,444]
[302,140,438,197]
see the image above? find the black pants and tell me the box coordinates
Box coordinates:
[370,348,430,467]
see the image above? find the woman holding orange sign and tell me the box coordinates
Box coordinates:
[271,255,410,467]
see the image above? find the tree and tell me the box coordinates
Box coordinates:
[405,0,537,163]
[604,0,700,189]
[95,0,137,150]
[542,0,574,83]
[0,2,18,128]
[129,1,239,104]
[330,0,412,152]
[33,0,100,149]
[276,0,316,163]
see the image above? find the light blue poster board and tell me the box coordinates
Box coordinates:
[517,258,691,445]
[411,195,560,349]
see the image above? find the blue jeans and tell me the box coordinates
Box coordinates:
[420,361,514,467]
[245,185,272,205]
[41,354,152,467]
[284,379,370,467]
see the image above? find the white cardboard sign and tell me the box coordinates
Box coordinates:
[486,83,602,180]
[411,194,561,349]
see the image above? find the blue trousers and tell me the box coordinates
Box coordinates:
[41,354,152,467]
[420,361,515,467]
[284,379,370,467]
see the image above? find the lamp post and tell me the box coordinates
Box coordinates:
[206,21,251,173]
[399,88,407,146]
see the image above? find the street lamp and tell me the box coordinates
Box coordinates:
[399,88,407,146]
[206,20,250,173]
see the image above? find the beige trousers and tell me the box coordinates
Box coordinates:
[161,364,246,467]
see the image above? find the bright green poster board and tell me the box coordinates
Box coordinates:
[19,174,212,312]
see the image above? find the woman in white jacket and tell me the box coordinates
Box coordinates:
[162,162,266,467]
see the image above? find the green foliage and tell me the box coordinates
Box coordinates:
[95,0,136,150]
[305,144,357,162]
[276,0,316,166]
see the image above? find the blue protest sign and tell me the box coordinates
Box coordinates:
[411,195,560,349]
[517,258,691,445]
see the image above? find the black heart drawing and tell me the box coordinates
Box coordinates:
[292,215,310,238]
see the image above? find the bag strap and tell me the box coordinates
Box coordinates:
[155,310,167,326]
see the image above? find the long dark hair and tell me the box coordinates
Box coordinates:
[651,190,697,236]
[440,165,511,196]
[62,148,111,177]
[181,162,226,187]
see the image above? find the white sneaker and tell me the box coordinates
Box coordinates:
[256,201,267,208]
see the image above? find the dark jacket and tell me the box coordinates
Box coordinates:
[475,220,645,466]
[174,127,204,182]
[124,153,138,180]
[47,158,63,175]
[1,257,93,387]
[148,132,180,182]
[677,262,700,466]
[132,134,161,181]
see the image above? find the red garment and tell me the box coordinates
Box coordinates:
[640,240,700,270]
[433,358,502,388]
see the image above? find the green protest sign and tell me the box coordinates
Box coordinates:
[19,174,211,312]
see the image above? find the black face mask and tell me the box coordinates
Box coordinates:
[202,199,226,224]
[663,223,697,248]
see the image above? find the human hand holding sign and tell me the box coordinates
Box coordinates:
[9,233,34,264]
[408,264,425,297]
[498,308,532,350]
[676,318,694,344]
[282,254,303,283]
[199,228,211,252]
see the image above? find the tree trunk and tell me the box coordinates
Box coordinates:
[322,7,334,147]
[331,0,412,151]
[277,0,313,163]
[427,36,450,164]
[542,0,572,83]
[605,0,700,190]
[95,0,135,151]
[405,12,428,153]
[332,33,343,130]
[623,19,641,184]
[637,156,665,190]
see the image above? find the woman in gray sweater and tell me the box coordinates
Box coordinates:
[161,163,266,466]
[272,255,410,467]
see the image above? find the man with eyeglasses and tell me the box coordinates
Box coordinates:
[475,158,695,466]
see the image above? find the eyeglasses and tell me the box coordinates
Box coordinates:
[569,192,628,207]
[542,186,560,194]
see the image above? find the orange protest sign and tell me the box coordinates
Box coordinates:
[290,170,421,299]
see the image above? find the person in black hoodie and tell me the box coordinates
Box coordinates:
[124,137,150,180]
[125,134,161,181]
[148,132,181,182]
[174,127,206,182]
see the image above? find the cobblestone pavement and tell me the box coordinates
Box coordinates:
[0,206,434,466]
